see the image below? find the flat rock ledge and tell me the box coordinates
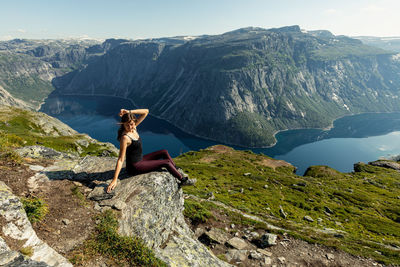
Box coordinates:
[89,171,231,267]
[0,181,72,267]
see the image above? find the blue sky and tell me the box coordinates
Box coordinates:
[1,0,399,40]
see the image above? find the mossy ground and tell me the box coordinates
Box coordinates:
[175,146,400,265]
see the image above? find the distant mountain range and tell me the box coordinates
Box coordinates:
[353,36,400,53]
[2,26,400,147]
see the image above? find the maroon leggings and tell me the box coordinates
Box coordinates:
[131,149,182,180]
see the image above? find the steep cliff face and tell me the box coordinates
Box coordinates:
[48,26,400,147]
[0,38,117,109]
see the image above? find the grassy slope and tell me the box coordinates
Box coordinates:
[175,146,400,265]
[0,106,117,157]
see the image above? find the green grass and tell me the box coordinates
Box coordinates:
[21,197,49,224]
[69,210,167,266]
[183,198,214,224]
[175,146,400,265]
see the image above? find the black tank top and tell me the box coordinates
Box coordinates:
[125,134,143,173]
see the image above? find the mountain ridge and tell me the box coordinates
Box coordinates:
[42,26,400,147]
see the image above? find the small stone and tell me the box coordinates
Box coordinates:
[94,203,102,211]
[240,188,244,193]
[317,218,323,224]
[304,215,314,222]
[62,219,70,225]
[227,237,249,250]
[243,173,251,176]
[207,192,215,200]
[28,165,45,171]
[225,249,248,262]
[256,233,277,248]
[248,187,253,191]
[335,221,342,226]
[250,231,260,240]
[326,253,335,260]
[278,257,286,264]
[264,257,272,265]
[231,224,235,229]
[204,228,231,244]
[264,184,268,189]
[249,250,263,260]
[257,248,272,257]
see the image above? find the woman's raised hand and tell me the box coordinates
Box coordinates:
[119,109,128,117]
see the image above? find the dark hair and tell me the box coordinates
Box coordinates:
[117,113,137,141]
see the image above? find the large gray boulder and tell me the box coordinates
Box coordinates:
[88,170,232,267]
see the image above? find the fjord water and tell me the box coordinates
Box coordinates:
[43,96,400,175]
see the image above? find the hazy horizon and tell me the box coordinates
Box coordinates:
[1,0,400,41]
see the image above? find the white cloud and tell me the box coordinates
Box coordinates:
[17,29,26,33]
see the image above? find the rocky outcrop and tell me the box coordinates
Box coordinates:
[88,169,231,266]
[368,160,400,171]
[0,181,72,266]
[10,145,231,266]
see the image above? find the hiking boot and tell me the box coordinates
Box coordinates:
[177,167,188,179]
[180,177,196,186]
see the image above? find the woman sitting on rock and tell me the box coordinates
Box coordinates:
[107,108,194,193]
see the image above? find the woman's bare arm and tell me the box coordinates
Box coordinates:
[107,136,129,193]
[119,108,149,126]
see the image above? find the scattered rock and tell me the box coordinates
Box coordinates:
[243,173,251,176]
[62,219,71,225]
[249,250,264,260]
[248,187,253,191]
[257,248,272,257]
[28,165,45,172]
[317,218,323,224]
[202,228,231,244]
[94,202,102,211]
[326,253,335,260]
[230,224,235,229]
[263,184,268,189]
[278,256,286,264]
[255,233,277,248]
[304,215,314,222]
[240,188,244,193]
[227,237,249,250]
[225,249,248,262]
[264,256,272,265]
